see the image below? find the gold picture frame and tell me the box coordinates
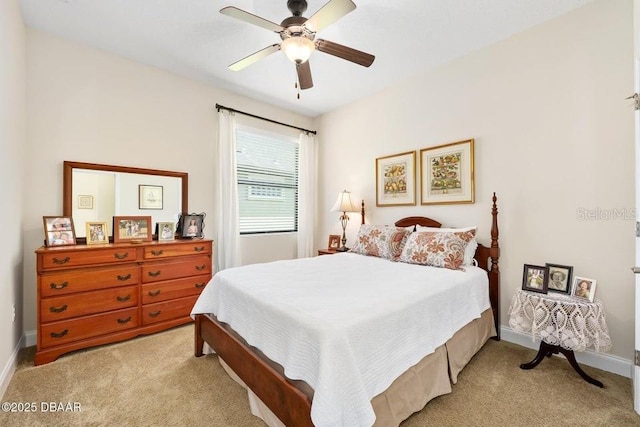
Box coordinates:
[375,151,416,207]
[86,222,109,245]
[420,139,475,205]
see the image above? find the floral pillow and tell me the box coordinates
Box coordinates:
[398,228,477,270]
[417,226,478,266]
[349,225,412,260]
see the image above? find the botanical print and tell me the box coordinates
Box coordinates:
[383,162,407,196]
[428,151,463,196]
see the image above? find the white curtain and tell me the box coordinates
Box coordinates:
[297,131,317,258]
[214,110,241,271]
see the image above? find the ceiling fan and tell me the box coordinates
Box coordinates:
[220,0,375,91]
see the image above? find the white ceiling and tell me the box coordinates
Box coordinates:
[19,0,595,117]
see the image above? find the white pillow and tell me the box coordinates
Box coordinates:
[417,226,478,266]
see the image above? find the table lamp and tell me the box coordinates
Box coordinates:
[331,190,359,252]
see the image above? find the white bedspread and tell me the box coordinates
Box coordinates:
[191,252,490,427]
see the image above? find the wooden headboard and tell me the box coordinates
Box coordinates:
[392,193,501,340]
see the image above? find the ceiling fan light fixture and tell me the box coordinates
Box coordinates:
[281,36,315,64]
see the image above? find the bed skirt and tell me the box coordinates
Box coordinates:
[211,308,495,427]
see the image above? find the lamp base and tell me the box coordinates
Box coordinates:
[336,246,349,252]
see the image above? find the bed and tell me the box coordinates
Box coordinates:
[192,194,500,427]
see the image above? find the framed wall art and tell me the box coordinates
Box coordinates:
[113,216,152,243]
[139,185,163,210]
[43,216,76,247]
[420,139,474,205]
[86,222,109,245]
[545,263,573,294]
[78,195,94,209]
[521,264,548,294]
[375,151,416,207]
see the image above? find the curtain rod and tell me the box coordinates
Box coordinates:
[215,103,317,135]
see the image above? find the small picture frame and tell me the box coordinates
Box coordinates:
[156,221,176,242]
[113,216,152,243]
[86,222,109,245]
[139,185,163,210]
[78,195,94,209]
[328,234,341,250]
[522,264,548,294]
[179,213,205,239]
[43,216,76,247]
[571,276,597,302]
[545,263,573,294]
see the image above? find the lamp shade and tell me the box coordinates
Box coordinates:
[331,190,359,213]
[281,36,315,64]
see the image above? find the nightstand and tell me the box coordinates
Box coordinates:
[508,290,611,387]
[317,249,339,256]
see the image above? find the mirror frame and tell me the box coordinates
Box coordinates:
[63,160,188,219]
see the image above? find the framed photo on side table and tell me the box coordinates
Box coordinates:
[521,264,548,294]
[113,216,152,243]
[375,151,416,207]
[86,222,109,245]
[43,216,76,247]
[545,263,573,294]
[571,276,597,302]
[420,139,474,205]
[328,234,340,250]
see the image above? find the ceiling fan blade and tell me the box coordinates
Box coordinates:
[303,0,356,33]
[316,39,374,67]
[296,61,313,90]
[229,44,280,71]
[220,6,284,33]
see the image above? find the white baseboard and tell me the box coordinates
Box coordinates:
[0,333,25,399]
[500,326,633,378]
[24,330,36,347]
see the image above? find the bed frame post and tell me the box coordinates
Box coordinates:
[361,199,365,224]
[489,193,500,340]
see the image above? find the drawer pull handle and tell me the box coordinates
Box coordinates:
[195,265,206,271]
[148,270,161,277]
[49,304,68,313]
[117,274,132,281]
[195,283,206,289]
[50,329,69,339]
[148,290,161,297]
[114,252,129,260]
[52,257,70,265]
[50,281,69,290]
[194,246,205,252]
[149,310,161,318]
[151,250,164,256]
[117,316,132,324]
[116,295,131,302]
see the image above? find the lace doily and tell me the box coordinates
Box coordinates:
[508,290,612,352]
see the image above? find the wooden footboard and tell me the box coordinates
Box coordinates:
[194,313,313,427]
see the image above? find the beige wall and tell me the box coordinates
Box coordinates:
[0,0,26,393]
[316,0,635,359]
[24,30,314,332]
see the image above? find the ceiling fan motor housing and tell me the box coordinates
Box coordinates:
[287,0,308,16]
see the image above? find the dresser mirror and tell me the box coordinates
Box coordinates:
[63,161,188,239]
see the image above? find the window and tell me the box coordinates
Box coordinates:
[236,126,299,234]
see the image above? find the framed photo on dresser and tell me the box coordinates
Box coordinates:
[86,222,109,245]
[113,216,152,243]
[43,216,76,247]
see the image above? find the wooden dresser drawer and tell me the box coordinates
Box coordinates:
[142,295,199,325]
[40,266,139,297]
[40,285,138,323]
[141,255,211,283]
[142,275,210,304]
[40,247,138,269]
[144,241,211,259]
[40,307,139,348]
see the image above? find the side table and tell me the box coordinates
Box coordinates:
[317,249,339,256]
[508,290,611,387]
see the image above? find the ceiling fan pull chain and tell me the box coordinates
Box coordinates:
[295,81,300,99]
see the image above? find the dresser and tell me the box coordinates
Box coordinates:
[35,239,213,365]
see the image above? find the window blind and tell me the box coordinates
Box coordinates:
[236,127,299,234]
